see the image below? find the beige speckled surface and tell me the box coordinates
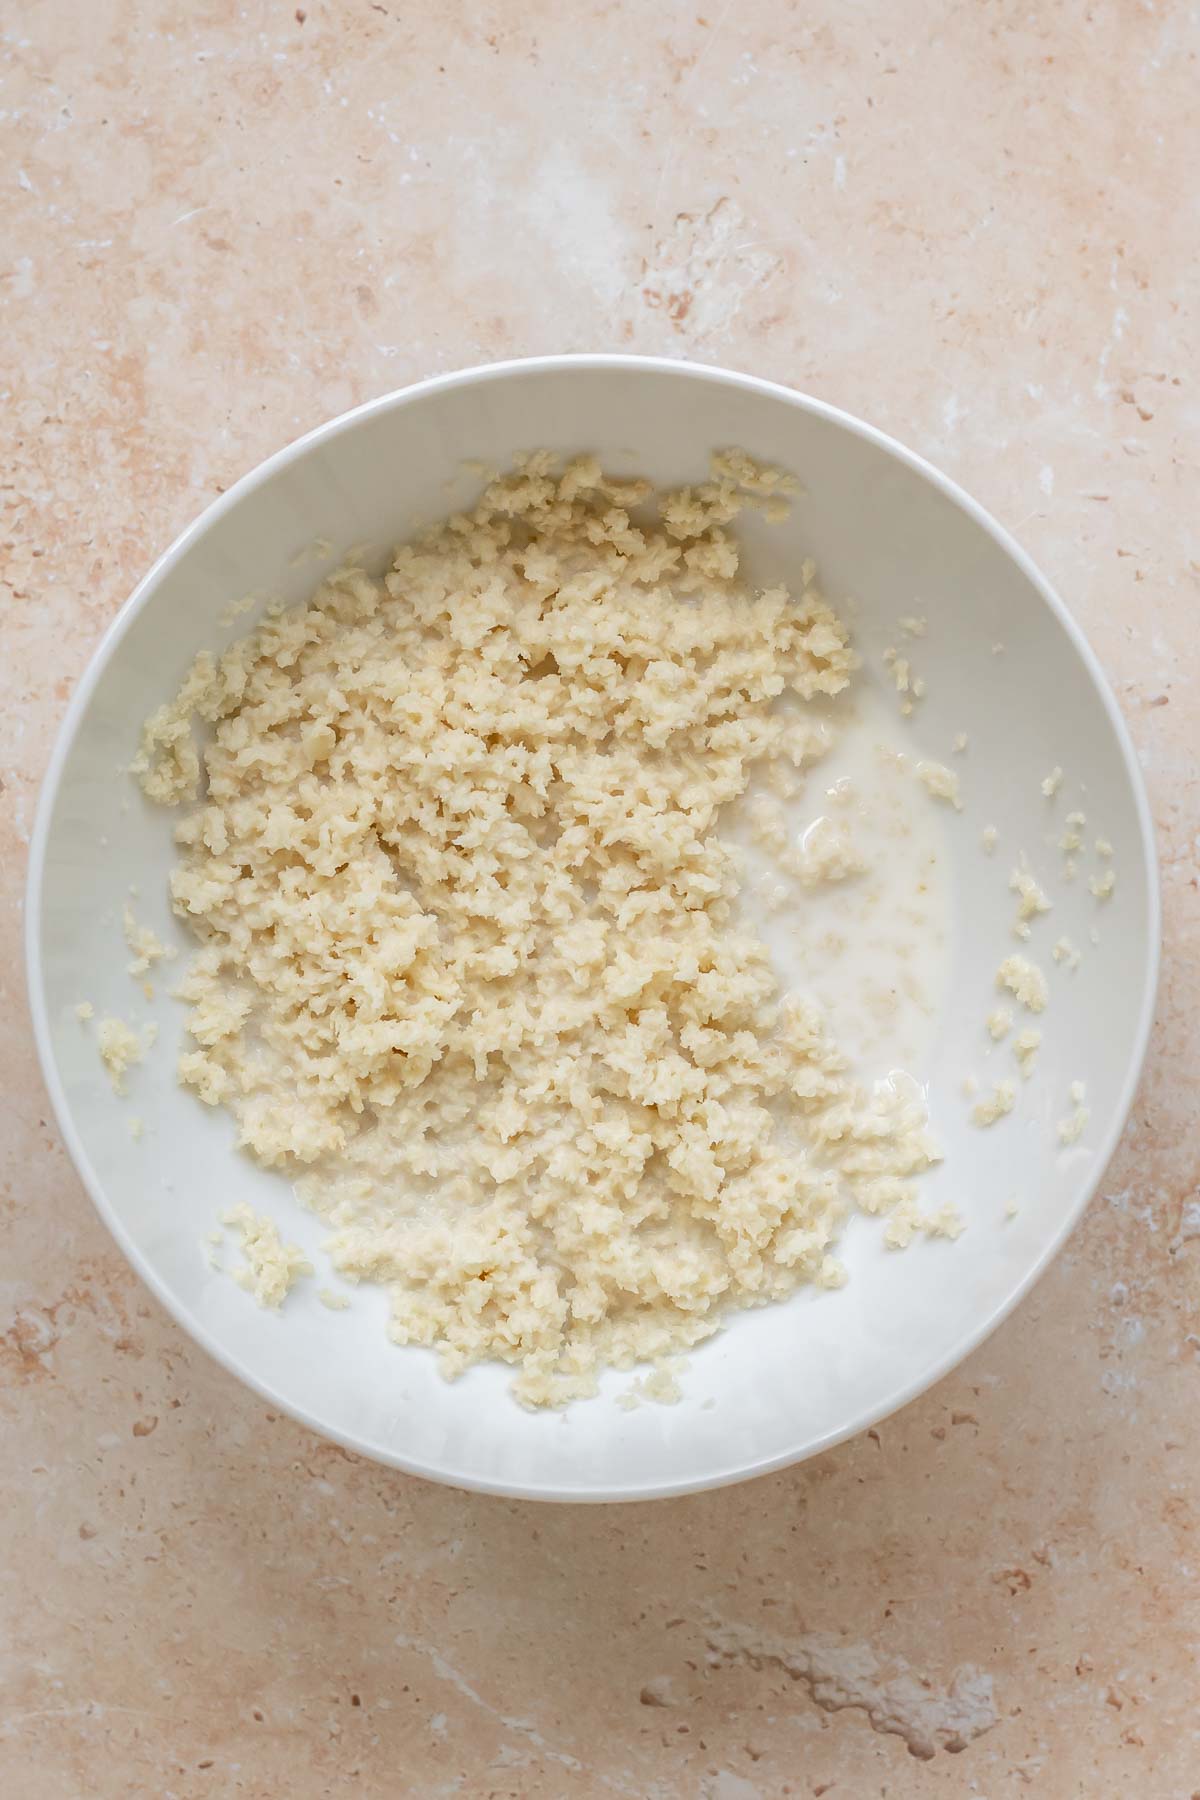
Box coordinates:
[3,2,1197,1794]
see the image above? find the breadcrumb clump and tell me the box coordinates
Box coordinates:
[136,453,943,1408]
[123,903,173,977]
[883,645,924,716]
[972,1080,1016,1127]
[1057,1082,1090,1145]
[883,1198,963,1248]
[925,1202,965,1240]
[1060,811,1087,853]
[883,1199,924,1248]
[915,761,962,809]
[223,1203,313,1307]
[618,1363,685,1409]
[1010,866,1051,930]
[97,1016,156,1095]
[779,816,866,887]
[996,955,1048,1014]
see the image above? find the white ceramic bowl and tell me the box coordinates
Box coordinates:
[27,356,1159,1501]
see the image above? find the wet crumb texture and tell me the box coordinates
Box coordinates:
[135,452,951,1404]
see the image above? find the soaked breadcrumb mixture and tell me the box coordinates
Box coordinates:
[134,453,944,1406]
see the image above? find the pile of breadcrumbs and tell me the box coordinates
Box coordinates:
[135,452,945,1406]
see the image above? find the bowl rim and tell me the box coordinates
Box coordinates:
[24,353,1162,1502]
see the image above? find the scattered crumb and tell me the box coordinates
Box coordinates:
[642,1366,684,1404]
[883,1198,924,1249]
[1010,864,1052,931]
[997,954,1049,1013]
[953,732,968,754]
[883,647,921,713]
[96,1016,156,1095]
[883,648,910,690]
[218,591,261,629]
[991,642,1005,656]
[1004,1198,1019,1220]
[129,1115,144,1141]
[1057,1083,1090,1145]
[75,1001,94,1022]
[289,535,334,568]
[987,1008,1013,1041]
[915,760,962,809]
[1052,936,1082,970]
[1063,856,1078,881]
[123,903,173,977]
[1089,869,1116,901]
[962,1074,980,1097]
[1041,767,1064,799]
[925,1203,965,1240]
[981,825,998,853]
[972,1079,1017,1127]
[1095,837,1113,858]
[617,1365,684,1409]
[1060,810,1087,852]
[1013,1028,1041,1079]
[779,816,867,887]
[222,1203,313,1308]
[899,615,927,637]
[318,1289,351,1311]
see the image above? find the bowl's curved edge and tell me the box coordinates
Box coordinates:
[24,354,1163,1502]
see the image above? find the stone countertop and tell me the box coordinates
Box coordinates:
[2,3,1196,1794]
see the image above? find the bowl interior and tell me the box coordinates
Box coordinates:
[30,361,1157,1499]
